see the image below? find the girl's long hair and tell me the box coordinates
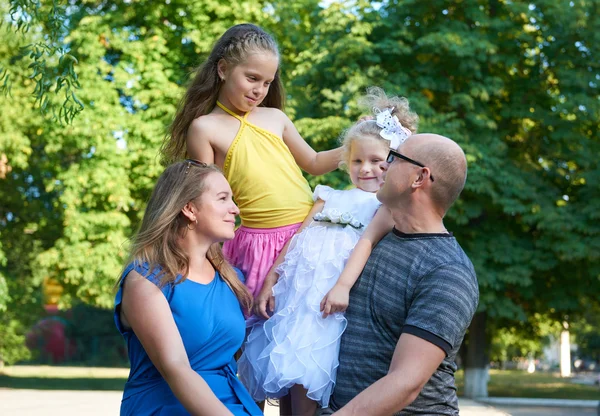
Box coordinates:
[120,161,252,310]
[162,23,284,165]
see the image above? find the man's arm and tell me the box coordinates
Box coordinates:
[335,261,478,416]
[333,333,445,416]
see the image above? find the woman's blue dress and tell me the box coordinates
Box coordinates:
[114,262,262,415]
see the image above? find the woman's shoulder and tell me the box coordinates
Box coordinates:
[121,261,167,287]
[123,260,150,277]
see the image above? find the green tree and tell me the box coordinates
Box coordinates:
[3,0,83,122]
[0,12,48,363]
[0,0,309,360]
[269,0,600,396]
[572,302,600,363]
[1,3,599,404]
[362,0,600,396]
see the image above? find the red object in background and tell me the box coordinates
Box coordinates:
[25,317,76,363]
[44,304,59,314]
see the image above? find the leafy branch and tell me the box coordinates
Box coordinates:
[1,0,84,123]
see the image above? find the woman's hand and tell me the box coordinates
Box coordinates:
[320,284,350,318]
[254,272,277,319]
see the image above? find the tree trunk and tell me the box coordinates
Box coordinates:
[560,321,571,378]
[464,311,489,398]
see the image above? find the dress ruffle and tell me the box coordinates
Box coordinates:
[238,223,360,407]
[313,184,334,202]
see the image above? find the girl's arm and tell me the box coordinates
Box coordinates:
[281,113,343,176]
[320,206,394,318]
[255,199,326,319]
[121,271,233,416]
[186,119,215,164]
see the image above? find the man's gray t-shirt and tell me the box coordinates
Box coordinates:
[330,229,479,415]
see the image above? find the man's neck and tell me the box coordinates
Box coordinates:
[390,205,448,235]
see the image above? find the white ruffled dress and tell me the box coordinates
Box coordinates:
[238,185,381,407]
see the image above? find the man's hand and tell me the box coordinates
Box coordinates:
[320,284,350,318]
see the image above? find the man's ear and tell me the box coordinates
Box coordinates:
[412,167,431,189]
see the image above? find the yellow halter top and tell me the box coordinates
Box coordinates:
[217,101,313,228]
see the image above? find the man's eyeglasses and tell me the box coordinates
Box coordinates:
[184,159,208,175]
[386,149,435,182]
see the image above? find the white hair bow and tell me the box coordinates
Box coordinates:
[373,107,412,150]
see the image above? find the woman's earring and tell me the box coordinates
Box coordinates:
[187,219,198,230]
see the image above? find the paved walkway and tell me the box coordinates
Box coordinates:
[0,389,510,415]
[264,398,510,415]
[494,405,597,416]
[0,389,122,415]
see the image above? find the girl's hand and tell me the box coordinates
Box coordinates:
[254,272,277,319]
[320,284,350,318]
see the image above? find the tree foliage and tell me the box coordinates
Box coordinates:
[1,0,599,369]
[3,0,83,122]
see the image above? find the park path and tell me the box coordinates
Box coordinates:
[0,388,509,415]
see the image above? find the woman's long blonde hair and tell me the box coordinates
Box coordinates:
[121,161,252,310]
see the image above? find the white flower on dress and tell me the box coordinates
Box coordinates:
[350,219,362,229]
[313,212,325,221]
[313,208,363,229]
[340,212,353,224]
[328,209,341,223]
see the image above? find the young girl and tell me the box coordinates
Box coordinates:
[162,23,342,303]
[238,88,419,415]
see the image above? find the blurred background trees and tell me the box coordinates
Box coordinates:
[1,0,598,396]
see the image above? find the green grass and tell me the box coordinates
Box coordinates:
[1,366,598,400]
[0,365,128,391]
[455,369,600,400]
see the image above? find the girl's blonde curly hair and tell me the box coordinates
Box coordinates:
[339,87,419,170]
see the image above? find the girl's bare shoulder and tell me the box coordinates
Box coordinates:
[252,106,288,127]
[257,106,286,119]
[189,111,235,139]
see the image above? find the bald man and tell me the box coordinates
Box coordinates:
[324,134,479,416]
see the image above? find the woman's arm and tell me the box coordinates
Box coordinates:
[121,270,233,416]
[281,114,343,176]
[320,207,394,318]
[254,199,326,319]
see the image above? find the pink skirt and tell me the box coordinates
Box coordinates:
[223,223,301,299]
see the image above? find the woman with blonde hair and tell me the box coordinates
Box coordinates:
[114,160,262,415]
